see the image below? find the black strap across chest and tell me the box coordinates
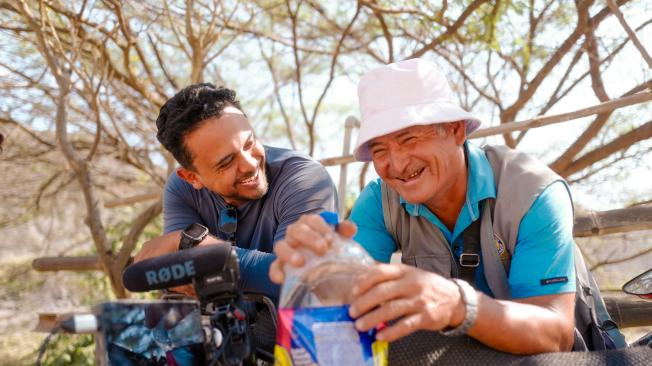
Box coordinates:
[458,207,482,284]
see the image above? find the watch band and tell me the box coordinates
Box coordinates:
[178,234,196,250]
[441,278,478,336]
[178,223,209,250]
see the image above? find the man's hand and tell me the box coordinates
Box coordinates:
[349,263,465,342]
[268,213,357,284]
[133,230,227,298]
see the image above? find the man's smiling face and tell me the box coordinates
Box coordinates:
[177,106,268,206]
[368,122,466,208]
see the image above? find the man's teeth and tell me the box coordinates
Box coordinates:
[240,172,257,183]
[407,168,423,179]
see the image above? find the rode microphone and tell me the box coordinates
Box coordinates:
[123,244,233,292]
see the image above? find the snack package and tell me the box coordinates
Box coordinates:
[274,212,388,366]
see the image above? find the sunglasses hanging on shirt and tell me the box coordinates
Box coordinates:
[219,205,237,245]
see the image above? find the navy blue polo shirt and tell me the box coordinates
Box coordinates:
[163,146,338,301]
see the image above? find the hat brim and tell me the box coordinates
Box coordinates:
[353,102,481,161]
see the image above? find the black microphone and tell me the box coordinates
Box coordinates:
[123,244,233,292]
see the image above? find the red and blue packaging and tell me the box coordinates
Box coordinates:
[275,212,386,365]
[275,305,387,366]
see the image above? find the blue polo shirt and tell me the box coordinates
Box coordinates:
[349,142,576,299]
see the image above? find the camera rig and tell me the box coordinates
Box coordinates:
[194,245,255,366]
[118,243,277,366]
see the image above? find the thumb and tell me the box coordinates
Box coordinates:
[337,220,357,239]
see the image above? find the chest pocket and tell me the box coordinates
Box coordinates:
[401,253,452,277]
[393,215,455,278]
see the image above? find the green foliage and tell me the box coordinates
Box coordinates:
[79,271,115,304]
[37,334,95,366]
[0,260,45,300]
[85,207,163,258]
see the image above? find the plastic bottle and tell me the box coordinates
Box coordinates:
[275,212,387,366]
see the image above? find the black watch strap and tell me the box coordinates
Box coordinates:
[178,235,196,250]
[179,223,209,250]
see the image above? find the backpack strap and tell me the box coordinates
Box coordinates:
[458,201,485,285]
[573,245,627,350]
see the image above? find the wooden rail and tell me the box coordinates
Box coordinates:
[32,206,652,272]
[33,296,652,333]
[573,205,652,237]
[604,297,652,329]
[104,190,160,208]
[32,255,101,271]
[469,92,652,139]
[318,92,652,167]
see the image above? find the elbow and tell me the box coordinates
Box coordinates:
[557,308,576,352]
[558,324,575,352]
[531,315,575,353]
[546,318,575,352]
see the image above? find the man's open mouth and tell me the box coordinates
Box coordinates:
[398,167,425,182]
[238,170,259,185]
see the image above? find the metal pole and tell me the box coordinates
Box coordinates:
[338,116,360,217]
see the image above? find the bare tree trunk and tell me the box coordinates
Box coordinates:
[18,0,126,297]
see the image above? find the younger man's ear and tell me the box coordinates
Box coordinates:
[176,167,204,190]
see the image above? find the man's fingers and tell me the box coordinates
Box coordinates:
[350,271,409,317]
[376,313,424,342]
[285,220,332,255]
[274,239,305,267]
[337,220,357,239]
[270,239,306,284]
[301,214,336,236]
[354,298,415,332]
[352,264,405,298]
[269,259,285,284]
[268,214,340,286]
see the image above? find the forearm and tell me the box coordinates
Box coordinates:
[467,293,574,354]
[134,231,182,262]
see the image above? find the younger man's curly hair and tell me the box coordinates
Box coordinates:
[155,83,244,170]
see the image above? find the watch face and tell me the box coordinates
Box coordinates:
[185,223,208,240]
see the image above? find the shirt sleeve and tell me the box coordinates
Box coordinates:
[237,158,336,303]
[508,181,576,299]
[162,173,203,234]
[162,173,282,302]
[349,179,397,263]
[235,247,279,303]
[272,158,338,243]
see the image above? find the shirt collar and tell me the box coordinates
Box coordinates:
[400,141,496,218]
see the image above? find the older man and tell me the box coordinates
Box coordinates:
[270,59,583,354]
[134,83,337,302]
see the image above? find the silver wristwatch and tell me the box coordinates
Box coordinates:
[441,278,478,336]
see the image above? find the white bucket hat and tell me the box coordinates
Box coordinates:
[353,58,482,161]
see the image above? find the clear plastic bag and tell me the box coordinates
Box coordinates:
[279,211,374,308]
[275,212,387,366]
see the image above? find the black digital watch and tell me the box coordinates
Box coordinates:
[179,223,209,250]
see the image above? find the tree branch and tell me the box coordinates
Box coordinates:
[606,0,652,69]
[559,120,652,178]
[409,0,489,59]
[549,14,612,172]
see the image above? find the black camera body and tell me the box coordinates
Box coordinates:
[195,246,241,306]
[194,246,254,365]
